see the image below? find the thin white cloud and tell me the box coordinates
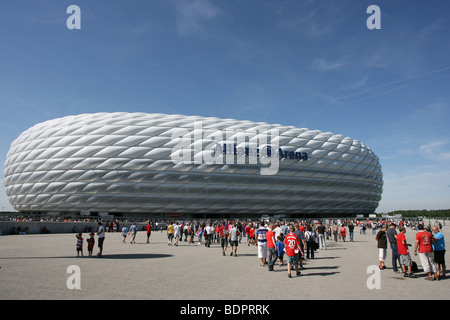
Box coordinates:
[341,76,369,91]
[419,140,450,161]
[334,66,450,103]
[415,16,445,39]
[311,58,343,72]
[171,0,219,37]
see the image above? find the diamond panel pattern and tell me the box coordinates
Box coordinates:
[4,112,383,215]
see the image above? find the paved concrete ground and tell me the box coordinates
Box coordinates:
[0,225,449,300]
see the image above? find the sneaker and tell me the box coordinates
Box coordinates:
[296,271,301,276]
[408,273,417,278]
[288,274,292,278]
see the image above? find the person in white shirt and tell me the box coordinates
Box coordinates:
[229,223,239,256]
[173,223,181,246]
[204,223,212,247]
[97,222,105,257]
[122,225,128,243]
[274,224,282,240]
[129,222,137,244]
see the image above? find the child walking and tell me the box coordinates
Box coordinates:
[276,236,285,266]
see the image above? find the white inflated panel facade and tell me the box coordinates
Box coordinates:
[4,112,383,216]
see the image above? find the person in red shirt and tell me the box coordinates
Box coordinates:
[266,223,277,271]
[284,226,302,278]
[219,221,228,256]
[146,221,152,243]
[396,227,417,278]
[414,224,438,280]
[245,224,251,245]
[340,224,346,242]
[249,226,255,246]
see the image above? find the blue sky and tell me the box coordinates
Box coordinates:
[1,0,449,213]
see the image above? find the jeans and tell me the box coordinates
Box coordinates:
[306,241,315,259]
[268,247,278,267]
[318,234,326,249]
[390,243,401,272]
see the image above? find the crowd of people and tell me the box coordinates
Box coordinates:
[4,214,446,281]
[159,219,326,277]
[153,218,445,280]
[375,221,446,280]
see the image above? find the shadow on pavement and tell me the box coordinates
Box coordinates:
[1,253,173,260]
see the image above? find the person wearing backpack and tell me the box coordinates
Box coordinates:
[305,225,316,259]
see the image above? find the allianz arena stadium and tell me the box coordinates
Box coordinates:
[4,112,383,218]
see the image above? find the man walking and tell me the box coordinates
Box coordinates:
[316,221,327,250]
[387,223,401,273]
[146,221,152,243]
[284,226,302,278]
[219,221,228,256]
[348,222,354,242]
[256,223,269,266]
[204,222,212,247]
[229,223,239,256]
[266,223,278,271]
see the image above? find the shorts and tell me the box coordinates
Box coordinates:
[168,233,174,240]
[230,240,238,247]
[400,254,412,267]
[434,250,446,265]
[221,237,228,248]
[418,252,437,273]
[286,254,299,265]
[379,248,387,261]
[98,237,105,248]
[258,243,267,258]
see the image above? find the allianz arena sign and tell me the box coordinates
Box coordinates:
[170,121,308,176]
[4,112,383,216]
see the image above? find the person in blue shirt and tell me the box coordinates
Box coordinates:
[129,222,137,244]
[432,226,446,279]
[276,236,285,266]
